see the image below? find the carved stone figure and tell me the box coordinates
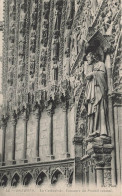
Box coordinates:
[66,0,74,29]
[53,1,62,39]
[52,39,59,63]
[30,60,35,78]
[7,69,13,86]
[43,1,50,19]
[65,30,71,57]
[41,29,48,47]
[39,71,46,86]
[52,64,58,81]
[84,51,109,137]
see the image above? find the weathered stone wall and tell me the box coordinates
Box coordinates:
[15,118,24,161]
[4,106,75,163]
[27,113,37,161]
[68,106,75,157]
[5,121,12,162]
[39,110,50,160]
[53,106,64,159]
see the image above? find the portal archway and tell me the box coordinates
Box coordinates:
[51,169,64,186]
[36,171,47,186]
[11,173,20,187]
[1,175,8,187]
[23,173,33,186]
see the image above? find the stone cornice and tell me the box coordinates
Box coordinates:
[0,158,75,170]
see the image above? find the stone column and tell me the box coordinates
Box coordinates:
[11,120,17,164]
[47,109,54,160]
[105,54,116,185]
[96,168,104,186]
[62,105,70,158]
[84,168,87,186]
[89,164,95,186]
[34,108,41,162]
[22,112,28,163]
[1,124,7,166]
[114,105,121,185]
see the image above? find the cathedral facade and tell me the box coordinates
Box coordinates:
[0,0,121,188]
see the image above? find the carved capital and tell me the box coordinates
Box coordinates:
[1,115,9,128]
[60,94,69,111]
[47,108,54,117]
[104,155,112,167]
[92,154,105,167]
[10,110,17,125]
[21,106,29,121]
[33,102,41,119]
[46,97,55,116]
[62,103,68,112]
[73,134,83,145]
[11,119,17,126]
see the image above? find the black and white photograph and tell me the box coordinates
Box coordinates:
[0,0,121,195]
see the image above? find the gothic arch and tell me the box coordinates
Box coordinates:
[11,173,20,187]
[36,171,48,186]
[1,175,8,187]
[23,172,33,186]
[51,168,65,185]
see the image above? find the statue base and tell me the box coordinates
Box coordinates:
[34,157,41,162]
[47,155,55,160]
[19,159,28,164]
[0,162,5,166]
[61,153,70,159]
[86,132,111,145]
[86,134,112,155]
[12,160,16,165]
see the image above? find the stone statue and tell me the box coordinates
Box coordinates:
[84,51,109,137]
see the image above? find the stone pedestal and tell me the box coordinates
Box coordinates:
[62,153,70,158]
[21,159,28,164]
[47,155,55,160]
[85,135,112,187]
[12,160,16,165]
[96,168,104,186]
[73,135,83,183]
[1,162,5,166]
[34,157,41,162]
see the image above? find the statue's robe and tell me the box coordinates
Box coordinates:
[85,61,109,135]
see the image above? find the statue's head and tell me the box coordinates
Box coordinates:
[86,52,94,64]
[86,51,100,64]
